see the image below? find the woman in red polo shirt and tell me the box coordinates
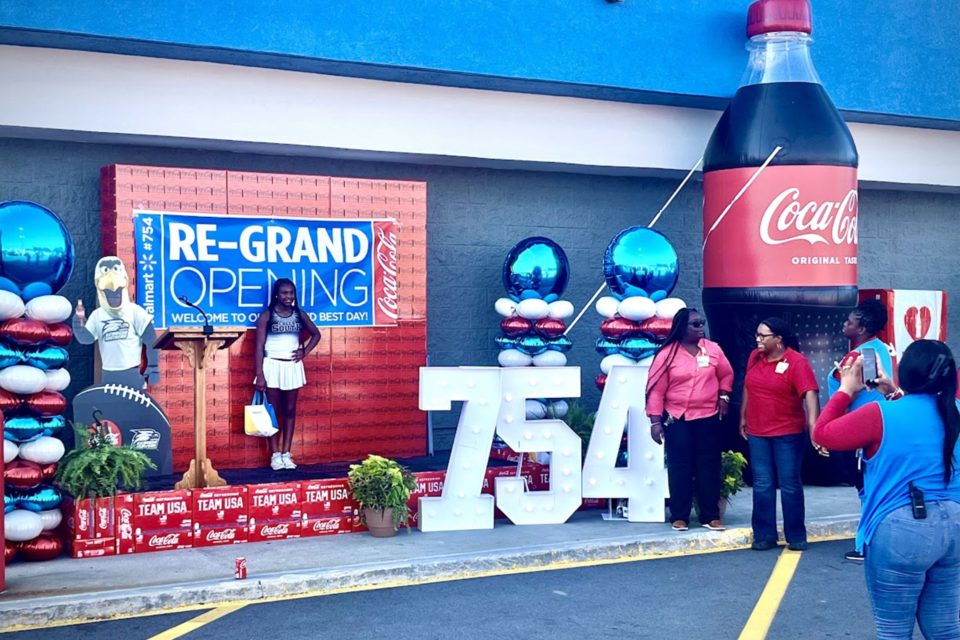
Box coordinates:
[647,308,734,532]
[740,317,825,551]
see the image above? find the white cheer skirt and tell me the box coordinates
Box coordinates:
[257,357,306,391]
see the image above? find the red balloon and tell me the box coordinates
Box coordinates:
[534,318,566,338]
[40,462,58,482]
[4,460,44,489]
[23,391,67,416]
[0,318,50,346]
[47,323,73,347]
[637,317,674,338]
[18,533,63,562]
[4,540,18,563]
[595,373,607,392]
[0,389,20,414]
[500,316,533,337]
[600,317,642,339]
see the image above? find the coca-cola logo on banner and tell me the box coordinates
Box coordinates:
[759,188,858,247]
[375,224,399,321]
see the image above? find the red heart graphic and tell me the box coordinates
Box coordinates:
[904,306,933,341]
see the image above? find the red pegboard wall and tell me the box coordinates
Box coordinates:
[101,165,428,471]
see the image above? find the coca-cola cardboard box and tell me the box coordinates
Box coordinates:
[115,494,136,554]
[135,529,193,553]
[194,523,248,547]
[248,519,301,543]
[299,479,356,518]
[193,486,248,526]
[135,490,193,531]
[401,471,445,529]
[63,496,115,540]
[248,482,301,523]
[301,515,353,538]
[68,537,116,559]
[351,510,368,533]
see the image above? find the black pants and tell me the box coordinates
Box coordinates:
[664,414,722,523]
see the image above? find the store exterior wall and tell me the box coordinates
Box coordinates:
[1,137,957,449]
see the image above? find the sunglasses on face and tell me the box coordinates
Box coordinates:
[689,320,705,328]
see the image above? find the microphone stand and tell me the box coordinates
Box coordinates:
[177,295,214,336]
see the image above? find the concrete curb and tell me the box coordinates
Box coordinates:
[0,516,858,631]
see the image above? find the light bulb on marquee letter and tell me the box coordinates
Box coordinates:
[494,367,582,525]
[418,367,501,532]
[581,365,666,522]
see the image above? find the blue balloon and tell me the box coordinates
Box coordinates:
[546,335,573,353]
[515,335,548,356]
[4,492,15,513]
[21,282,53,302]
[4,415,46,443]
[502,237,570,300]
[518,290,542,301]
[15,485,63,512]
[22,345,69,371]
[595,337,622,356]
[0,201,75,294]
[494,334,519,351]
[603,227,679,300]
[0,342,22,368]
[41,415,66,435]
[618,336,660,360]
[0,277,20,295]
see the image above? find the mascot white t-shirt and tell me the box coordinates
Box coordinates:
[84,306,154,371]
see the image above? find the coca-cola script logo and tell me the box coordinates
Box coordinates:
[760,188,858,246]
[148,533,183,547]
[260,523,290,537]
[206,529,237,542]
[312,519,342,533]
[77,507,89,531]
[375,227,399,320]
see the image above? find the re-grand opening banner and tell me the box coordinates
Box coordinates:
[133,211,400,329]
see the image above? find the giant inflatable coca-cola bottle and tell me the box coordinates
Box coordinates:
[702,0,858,458]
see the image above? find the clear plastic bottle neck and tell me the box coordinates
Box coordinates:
[740,32,821,86]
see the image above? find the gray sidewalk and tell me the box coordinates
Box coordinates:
[0,486,862,631]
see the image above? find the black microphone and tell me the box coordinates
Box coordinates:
[178,295,214,335]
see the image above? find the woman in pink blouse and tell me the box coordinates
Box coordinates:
[646,308,734,531]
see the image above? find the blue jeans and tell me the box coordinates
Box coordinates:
[748,433,806,544]
[865,501,960,640]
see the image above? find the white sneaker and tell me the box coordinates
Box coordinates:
[281,452,297,470]
[270,452,284,470]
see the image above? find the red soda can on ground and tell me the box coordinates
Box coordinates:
[235,557,247,580]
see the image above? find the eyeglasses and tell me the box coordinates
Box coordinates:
[756,333,775,339]
[689,320,705,328]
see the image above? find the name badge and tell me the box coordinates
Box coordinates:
[775,361,789,374]
[696,356,710,368]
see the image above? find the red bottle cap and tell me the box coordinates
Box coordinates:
[747,0,812,38]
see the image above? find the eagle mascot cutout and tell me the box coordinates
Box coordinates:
[71,256,172,476]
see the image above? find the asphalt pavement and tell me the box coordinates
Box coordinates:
[6,540,912,640]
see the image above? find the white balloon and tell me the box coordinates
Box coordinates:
[618,296,657,322]
[0,365,48,395]
[532,351,567,367]
[498,350,533,367]
[547,400,569,419]
[3,439,18,464]
[4,509,44,542]
[0,290,25,322]
[655,298,687,320]
[638,355,655,367]
[516,299,549,320]
[38,509,63,531]
[596,296,620,318]
[18,436,65,464]
[600,354,638,375]
[495,298,517,317]
[525,400,547,420]
[25,295,73,324]
[44,368,71,392]
[547,300,574,320]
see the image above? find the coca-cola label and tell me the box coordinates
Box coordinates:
[193,524,248,548]
[115,494,136,553]
[69,537,117,559]
[193,486,248,525]
[300,479,357,518]
[703,165,858,288]
[248,483,301,521]
[248,519,301,542]
[301,516,353,538]
[95,497,115,538]
[135,490,193,531]
[134,528,193,553]
[372,219,400,326]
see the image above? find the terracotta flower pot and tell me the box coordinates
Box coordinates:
[363,507,398,538]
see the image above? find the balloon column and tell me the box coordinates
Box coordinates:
[595,227,685,392]
[494,238,575,459]
[1,201,75,563]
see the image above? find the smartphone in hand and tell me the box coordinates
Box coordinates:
[861,347,879,385]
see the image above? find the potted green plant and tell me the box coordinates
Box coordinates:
[563,401,596,459]
[694,451,748,521]
[55,421,156,498]
[347,454,418,537]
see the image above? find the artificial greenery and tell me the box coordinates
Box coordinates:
[720,450,748,500]
[348,454,418,530]
[563,401,596,458]
[55,421,156,498]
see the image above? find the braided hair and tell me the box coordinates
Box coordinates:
[645,308,696,400]
[852,299,889,337]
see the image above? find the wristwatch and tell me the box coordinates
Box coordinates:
[719,394,731,402]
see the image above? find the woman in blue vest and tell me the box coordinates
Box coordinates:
[814,340,960,639]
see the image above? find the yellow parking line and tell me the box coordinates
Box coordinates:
[144,605,246,640]
[737,549,802,640]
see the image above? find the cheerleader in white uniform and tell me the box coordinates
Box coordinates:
[255,278,321,470]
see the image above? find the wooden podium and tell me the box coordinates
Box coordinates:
[155,326,245,490]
